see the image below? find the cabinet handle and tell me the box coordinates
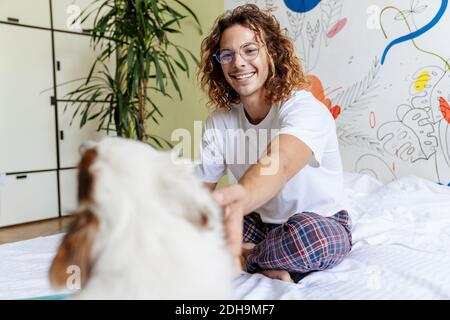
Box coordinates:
[60,130,64,140]
[16,175,27,180]
[57,61,61,71]
[7,17,19,23]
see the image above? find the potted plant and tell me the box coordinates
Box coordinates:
[65,0,201,148]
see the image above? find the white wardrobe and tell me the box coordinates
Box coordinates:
[0,0,110,227]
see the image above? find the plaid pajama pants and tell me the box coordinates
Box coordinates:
[243,210,352,279]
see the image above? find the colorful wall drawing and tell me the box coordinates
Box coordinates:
[225,0,450,185]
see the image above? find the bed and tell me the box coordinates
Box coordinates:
[1,172,450,300]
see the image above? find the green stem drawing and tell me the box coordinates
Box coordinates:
[380,5,450,71]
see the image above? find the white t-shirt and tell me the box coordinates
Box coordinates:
[195,90,346,223]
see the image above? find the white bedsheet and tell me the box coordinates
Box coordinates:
[1,172,450,299]
[0,233,64,299]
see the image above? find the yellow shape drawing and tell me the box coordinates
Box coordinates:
[414,71,430,92]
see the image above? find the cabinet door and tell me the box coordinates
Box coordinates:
[0,24,56,173]
[52,0,98,32]
[54,32,111,168]
[59,168,78,216]
[0,171,59,227]
[0,0,51,28]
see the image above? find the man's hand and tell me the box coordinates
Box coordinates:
[213,184,248,258]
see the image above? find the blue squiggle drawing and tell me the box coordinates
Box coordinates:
[381,0,448,65]
[283,0,322,13]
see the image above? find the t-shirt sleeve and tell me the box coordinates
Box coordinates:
[277,93,333,167]
[194,115,227,183]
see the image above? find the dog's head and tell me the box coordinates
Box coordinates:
[49,137,222,290]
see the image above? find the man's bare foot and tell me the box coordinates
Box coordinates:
[239,243,256,272]
[238,244,294,283]
[260,270,294,283]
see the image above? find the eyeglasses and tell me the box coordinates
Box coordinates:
[213,42,263,65]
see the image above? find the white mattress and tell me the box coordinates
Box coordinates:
[1,172,450,300]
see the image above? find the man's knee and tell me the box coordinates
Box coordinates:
[281,213,350,270]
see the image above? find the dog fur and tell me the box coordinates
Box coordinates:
[49,137,234,299]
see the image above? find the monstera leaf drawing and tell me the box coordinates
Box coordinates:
[408,65,450,172]
[377,105,438,162]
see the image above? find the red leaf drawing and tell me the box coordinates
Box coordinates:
[439,96,450,124]
[330,106,341,119]
[307,75,341,120]
[327,18,347,38]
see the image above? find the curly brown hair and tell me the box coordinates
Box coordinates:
[198,4,309,111]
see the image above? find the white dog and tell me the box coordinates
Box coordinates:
[49,137,234,299]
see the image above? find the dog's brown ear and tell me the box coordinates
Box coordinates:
[78,147,97,202]
[49,208,99,289]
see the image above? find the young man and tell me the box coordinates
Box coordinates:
[196,4,352,282]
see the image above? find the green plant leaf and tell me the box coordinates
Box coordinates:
[60,0,202,143]
[162,55,181,99]
[175,46,189,75]
[173,0,202,33]
[153,51,166,92]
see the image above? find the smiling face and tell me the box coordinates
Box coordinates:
[219,24,270,102]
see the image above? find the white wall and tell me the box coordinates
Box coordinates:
[226,0,450,185]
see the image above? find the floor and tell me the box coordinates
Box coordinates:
[0,217,74,245]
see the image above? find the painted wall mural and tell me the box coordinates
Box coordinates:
[225,0,450,185]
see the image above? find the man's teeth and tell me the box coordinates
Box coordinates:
[234,72,255,80]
